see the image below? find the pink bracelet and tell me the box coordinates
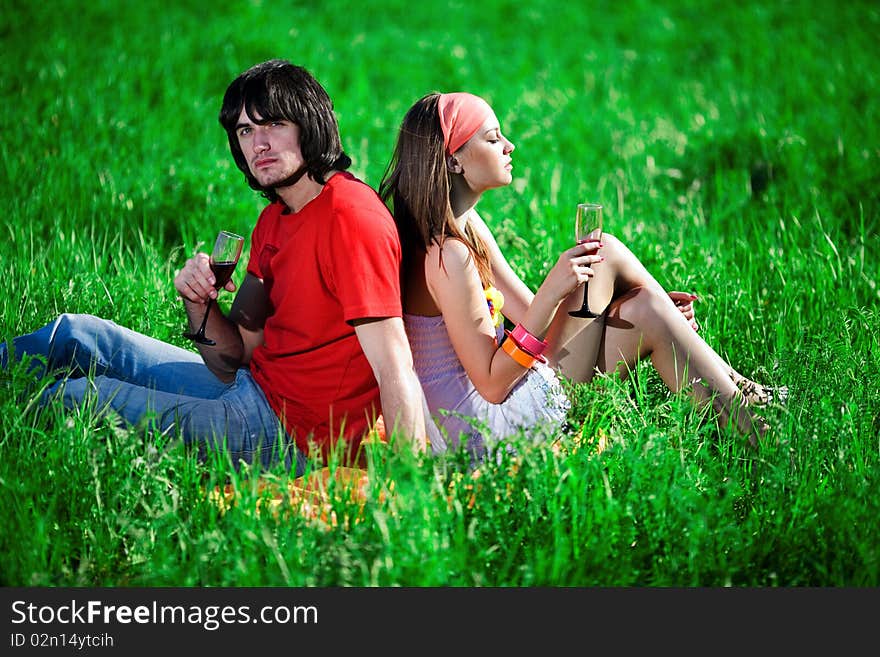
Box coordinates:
[510,324,549,358]
[504,331,547,363]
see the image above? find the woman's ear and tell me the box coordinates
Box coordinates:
[446,154,463,174]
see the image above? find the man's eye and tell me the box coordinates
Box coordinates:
[238,127,251,136]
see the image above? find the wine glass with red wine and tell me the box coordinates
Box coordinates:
[568,203,603,318]
[182,230,244,346]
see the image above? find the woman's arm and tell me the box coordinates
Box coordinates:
[468,210,533,325]
[470,210,701,331]
[426,237,594,403]
[468,210,599,340]
[425,239,529,403]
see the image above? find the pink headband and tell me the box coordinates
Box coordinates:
[438,92,493,155]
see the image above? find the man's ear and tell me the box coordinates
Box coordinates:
[446,154,463,174]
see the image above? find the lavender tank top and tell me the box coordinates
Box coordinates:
[404,313,570,462]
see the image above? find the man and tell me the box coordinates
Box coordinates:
[1,59,430,474]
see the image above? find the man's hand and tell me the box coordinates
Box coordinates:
[174,253,237,304]
[174,258,260,384]
[668,290,699,331]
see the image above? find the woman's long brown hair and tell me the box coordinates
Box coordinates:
[379,93,493,288]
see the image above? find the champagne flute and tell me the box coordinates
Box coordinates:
[182,230,245,346]
[569,203,603,318]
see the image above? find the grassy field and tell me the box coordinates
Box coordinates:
[1,0,878,587]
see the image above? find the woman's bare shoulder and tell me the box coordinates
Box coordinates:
[424,239,482,302]
[425,237,472,272]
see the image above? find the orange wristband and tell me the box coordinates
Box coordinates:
[501,336,537,369]
[505,329,548,363]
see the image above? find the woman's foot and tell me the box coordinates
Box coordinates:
[731,373,789,407]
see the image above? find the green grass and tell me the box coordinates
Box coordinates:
[1,0,878,586]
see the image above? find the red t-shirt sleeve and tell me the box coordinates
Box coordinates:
[324,195,402,323]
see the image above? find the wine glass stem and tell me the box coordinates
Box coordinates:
[196,299,214,335]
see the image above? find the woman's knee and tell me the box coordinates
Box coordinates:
[600,231,621,248]
[599,233,655,288]
[610,285,671,327]
[599,232,635,262]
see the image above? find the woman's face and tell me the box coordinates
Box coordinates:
[453,110,515,193]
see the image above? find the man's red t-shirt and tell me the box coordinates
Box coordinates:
[245,171,401,458]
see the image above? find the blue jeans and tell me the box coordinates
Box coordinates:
[1,313,306,475]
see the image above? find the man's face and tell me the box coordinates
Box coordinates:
[235,107,305,188]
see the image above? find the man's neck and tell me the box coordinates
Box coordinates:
[277,171,337,213]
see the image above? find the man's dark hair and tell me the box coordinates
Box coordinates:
[219,59,352,202]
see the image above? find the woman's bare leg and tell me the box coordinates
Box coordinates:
[545,233,769,445]
[545,232,663,382]
[597,286,768,444]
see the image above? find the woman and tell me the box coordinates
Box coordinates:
[379,92,784,461]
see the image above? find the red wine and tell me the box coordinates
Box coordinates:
[210,261,237,288]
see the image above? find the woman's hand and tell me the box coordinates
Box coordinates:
[539,239,604,303]
[668,290,699,331]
